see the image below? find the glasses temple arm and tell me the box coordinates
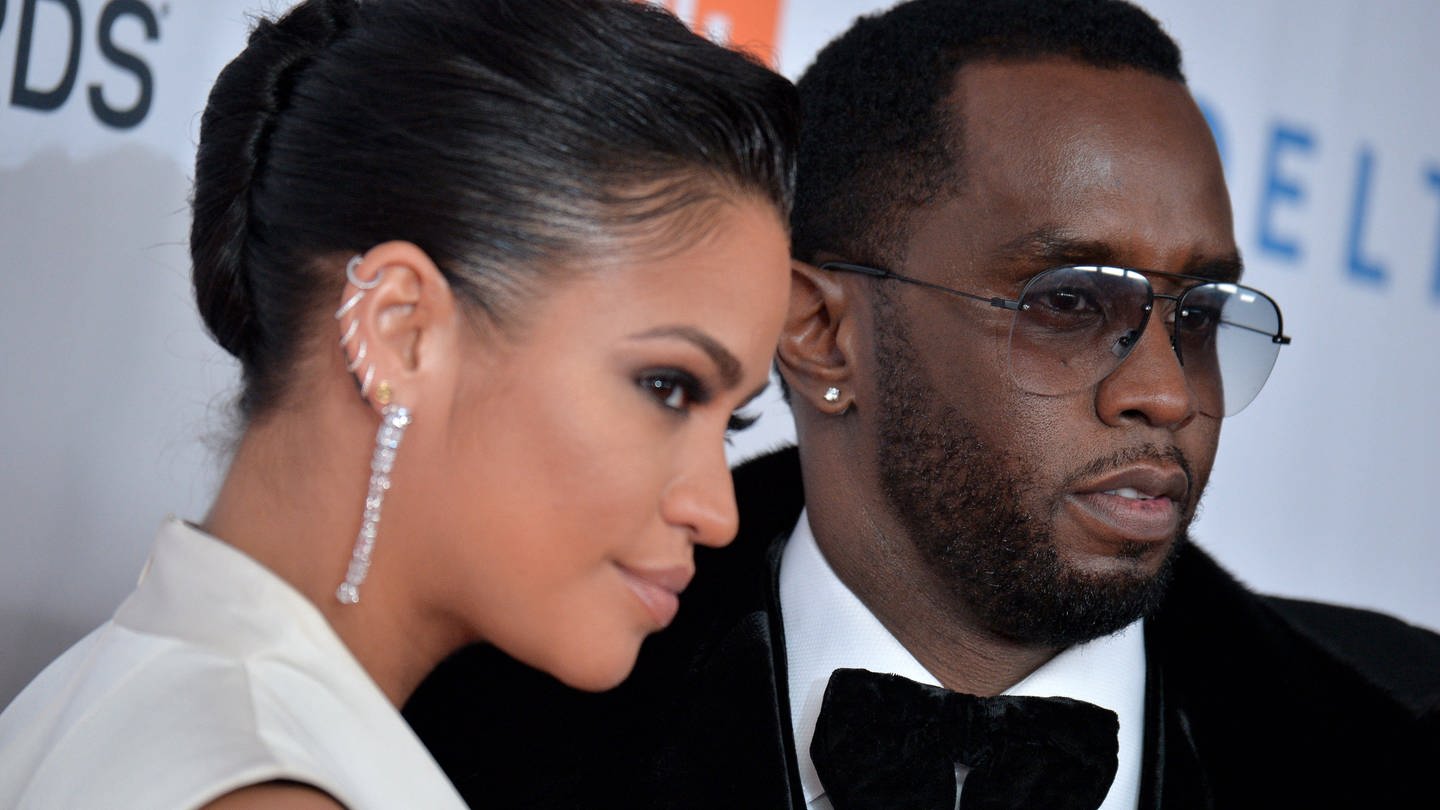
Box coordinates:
[819,261,1019,309]
[1216,319,1293,344]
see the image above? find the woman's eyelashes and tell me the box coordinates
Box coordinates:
[726,412,759,434]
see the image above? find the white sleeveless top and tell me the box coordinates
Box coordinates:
[0,518,468,810]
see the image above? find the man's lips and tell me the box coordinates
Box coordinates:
[617,563,694,629]
[1074,464,1190,503]
[1065,464,1191,544]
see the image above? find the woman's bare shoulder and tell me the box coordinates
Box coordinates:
[202,781,346,809]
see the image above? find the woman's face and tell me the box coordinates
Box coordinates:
[409,197,791,690]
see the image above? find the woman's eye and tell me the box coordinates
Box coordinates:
[640,372,703,412]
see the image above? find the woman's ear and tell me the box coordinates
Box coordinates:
[334,241,461,416]
[776,259,860,415]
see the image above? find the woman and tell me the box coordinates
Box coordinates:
[0,0,796,807]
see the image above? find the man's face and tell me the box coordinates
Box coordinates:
[867,59,1234,646]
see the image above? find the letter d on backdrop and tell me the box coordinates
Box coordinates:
[11,0,81,112]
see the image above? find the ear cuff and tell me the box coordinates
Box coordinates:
[336,254,386,402]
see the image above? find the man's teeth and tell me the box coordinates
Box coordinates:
[1104,487,1155,500]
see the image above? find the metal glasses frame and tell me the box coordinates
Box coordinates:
[818,260,1293,346]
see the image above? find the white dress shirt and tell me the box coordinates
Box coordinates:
[780,510,1146,810]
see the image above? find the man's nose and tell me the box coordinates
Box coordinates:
[1094,305,1198,430]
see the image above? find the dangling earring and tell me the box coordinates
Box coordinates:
[332,253,407,605]
[336,400,412,605]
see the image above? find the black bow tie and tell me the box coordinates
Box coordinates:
[810,668,1120,810]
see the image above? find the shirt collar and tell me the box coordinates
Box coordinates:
[779,509,1146,810]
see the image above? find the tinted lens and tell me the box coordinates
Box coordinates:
[1008,266,1152,397]
[1176,282,1284,416]
[1009,267,1285,416]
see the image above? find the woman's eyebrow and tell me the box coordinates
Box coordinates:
[629,325,743,388]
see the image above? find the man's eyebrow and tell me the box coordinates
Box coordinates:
[995,228,1121,266]
[630,326,743,388]
[997,227,1245,283]
[1181,254,1244,284]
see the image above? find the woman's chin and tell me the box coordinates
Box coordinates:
[537,641,643,693]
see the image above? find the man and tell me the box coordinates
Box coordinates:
[406,0,1440,806]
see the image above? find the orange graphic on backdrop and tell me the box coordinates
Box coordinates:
[648,0,784,66]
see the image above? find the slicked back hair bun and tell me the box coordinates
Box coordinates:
[190,0,798,419]
[192,0,356,371]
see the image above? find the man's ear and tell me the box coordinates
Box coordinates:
[334,240,461,417]
[776,259,862,414]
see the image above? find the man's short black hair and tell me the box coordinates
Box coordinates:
[791,0,1184,266]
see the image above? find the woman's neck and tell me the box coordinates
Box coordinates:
[201,400,467,707]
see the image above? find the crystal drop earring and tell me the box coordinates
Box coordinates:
[336,402,411,605]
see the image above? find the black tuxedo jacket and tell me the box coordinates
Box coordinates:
[406,448,1440,808]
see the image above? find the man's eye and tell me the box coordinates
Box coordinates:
[1176,306,1220,332]
[1043,288,1100,313]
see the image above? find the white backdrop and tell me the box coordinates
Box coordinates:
[2,0,1436,706]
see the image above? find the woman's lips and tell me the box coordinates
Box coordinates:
[617,564,692,629]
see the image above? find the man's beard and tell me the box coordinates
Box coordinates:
[873,300,1190,647]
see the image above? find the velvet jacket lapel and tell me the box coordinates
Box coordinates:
[1137,534,1439,808]
[644,545,802,807]
[634,447,810,808]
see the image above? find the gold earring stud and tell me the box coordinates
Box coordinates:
[375,379,393,406]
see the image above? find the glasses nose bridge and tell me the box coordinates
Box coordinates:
[1107,288,1184,381]
[1143,290,1185,357]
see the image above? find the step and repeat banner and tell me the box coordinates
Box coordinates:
[2,0,1436,704]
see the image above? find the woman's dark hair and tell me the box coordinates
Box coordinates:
[191,0,798,419]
